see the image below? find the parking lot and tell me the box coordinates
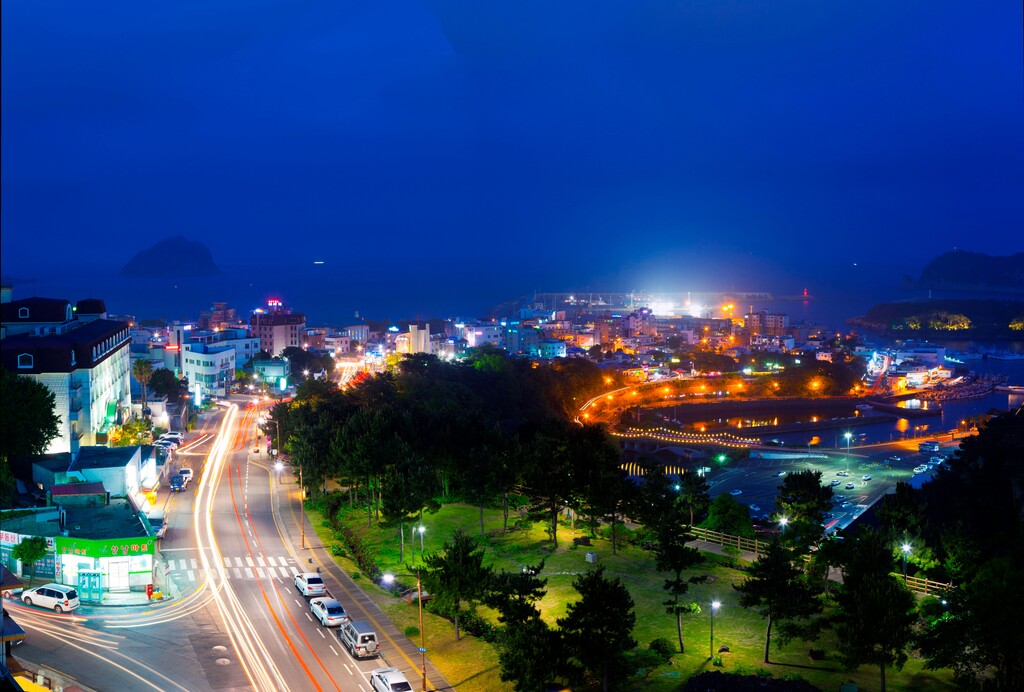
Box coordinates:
[704,442,951,532]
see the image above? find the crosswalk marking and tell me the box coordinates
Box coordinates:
[168,557,297,583]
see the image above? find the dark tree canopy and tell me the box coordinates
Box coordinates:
[1,368,61,486]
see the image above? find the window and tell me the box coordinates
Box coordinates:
[18,307,29,318]
[70,349,77,366]
[17,353,34,369]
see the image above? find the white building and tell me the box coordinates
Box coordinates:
[2,297,132,454]
[182,342,236,402]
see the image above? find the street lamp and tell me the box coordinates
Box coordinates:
[844,432,852,473]
[383,571,427,692]
[779,516,788,535]
[417,525,426,553]
[709,600,721,659]
[901,543,911,581]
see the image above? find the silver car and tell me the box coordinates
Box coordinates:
[294,572,327,597]
[310,597,349,627]
[369,667,413,692]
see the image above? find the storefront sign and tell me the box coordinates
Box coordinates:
[55,536,154,559]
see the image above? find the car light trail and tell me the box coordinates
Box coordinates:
[193,403,286,691]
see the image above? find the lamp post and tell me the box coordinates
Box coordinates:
[383,571,427,692]
[843,431,852,474]
[709,600,721,659]
[901,543,911,582]
[779,516,788,535]
[418,525,426,554]
[299,462,305,549]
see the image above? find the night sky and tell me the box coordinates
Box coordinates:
[2,2,1022,319]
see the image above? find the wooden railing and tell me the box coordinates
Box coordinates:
[687,526,955,596]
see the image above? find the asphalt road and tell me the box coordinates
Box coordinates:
[10,399,449,692]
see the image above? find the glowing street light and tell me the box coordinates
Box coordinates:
[417,525,426,553]
[901,543,912,581]
[709,600,721,659]
[779,516,789,534]
[844,431,852,473]
[383,571,427,692]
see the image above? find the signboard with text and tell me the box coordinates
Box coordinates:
[54,536,155,559]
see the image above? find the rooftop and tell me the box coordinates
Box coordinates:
[68,446,138,471]
[0,501,148,540]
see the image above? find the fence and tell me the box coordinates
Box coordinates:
[688,525,954,596]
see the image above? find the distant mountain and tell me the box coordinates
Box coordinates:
[120,236,222,277]
[917,251,1024,293]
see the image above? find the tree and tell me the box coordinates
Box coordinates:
[918,554,1024,691]
[132,359,154,413]
[422,529,492,640]
[12,536,48,588]
[148,368,187,403]
[775,470,832,550]
[735,538,822,663]
[558,566,637,692]
[834,530,917,691]
[637,467,702,652]
[699,493,755,537]
[677,472,711,526]
[380,451,435,564]
[0,368,61,474]
[486,562,562,690]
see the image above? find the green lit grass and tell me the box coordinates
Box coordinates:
[309,500,957,691]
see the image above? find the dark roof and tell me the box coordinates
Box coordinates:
[0,297,72,324]
[76,298,107,315]
[29,453,74,473]
[68,446,138,471]
[0,318,131,373]
[50,482,106,496]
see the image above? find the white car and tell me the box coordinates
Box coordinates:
[161,432,184,442]
[729,489,742,496]
[179,468,194,483]
[21,583,80,613]
[294,572,327,597]
[861,475,872,481]
[310,597,349,627]
[369,667,413,692]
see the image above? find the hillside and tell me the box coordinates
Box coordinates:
[849,298,1024,338]
[917,250,1024,293]
[120,236,222,277]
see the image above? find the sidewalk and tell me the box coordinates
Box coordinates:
[271,468,455,691]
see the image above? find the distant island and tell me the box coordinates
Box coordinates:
[911,250,1024,293]
[849,298,1024,339]
[120,236,222,277]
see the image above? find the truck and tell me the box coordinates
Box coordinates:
[170,474,187,492]
[919,440,940,453]
[147,510,167,538]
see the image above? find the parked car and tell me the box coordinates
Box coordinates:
[179,468,194,483]
[161,432,184,442]
[22,584,80,613]
[310,597,349,627]
[148,510,167,539]
[400,588,432,604]
[170,474,187,492]
[369,667,413,692]
[338,620,379,659]
[294,572,327,597]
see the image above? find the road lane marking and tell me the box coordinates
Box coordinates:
[257,556,266,567]
[257,567,266,579]
[246,556,254,567]
[317,628,325,638]
[191,558,199,569]
[331,646,340,657]
[234,567,243,579]
[186,569,195,581]
[234,556,243,567]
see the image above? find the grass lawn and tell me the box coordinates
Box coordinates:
[309,498,957,691]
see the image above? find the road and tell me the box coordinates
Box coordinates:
[10,398,448,692]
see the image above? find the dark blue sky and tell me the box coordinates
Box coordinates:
[2,1,1022,319]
